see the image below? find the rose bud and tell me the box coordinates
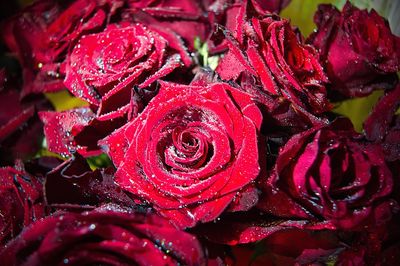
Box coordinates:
[216,5,330,116]
[41,21,190,156]
[258,118,395,230]
[100,81,263,228]
[0,206,206,265]
[1,0,126,97]
[308,2,400,99]
[0,165,45,247]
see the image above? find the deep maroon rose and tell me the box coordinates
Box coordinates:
[364,83,400,162]
[0,165,45,247]
[1,0,125,96]
[308,2,400,99]
[216,6,330,115]
[250,0,291,14]
[258,118,395,230]
[0,69,50,165]
[100,82,262,228]
[127,0,211,49]
[336,214,400,265]
[0,206,206,265]
[45,153,135,208]
[41,21,189,156]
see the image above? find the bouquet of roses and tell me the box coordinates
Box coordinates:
[0,0,399,265]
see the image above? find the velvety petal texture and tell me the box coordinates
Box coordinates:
[1,0,125,96]
[101,82,262,228]
[45,154,135,208]
[64,22,187,108]
[364,83,400,162]
[258,118,395,230]
[44,21,188,156]
[0,206,206,266]
[308,2,400,99]
[0,166,45,247]
[216,4,330,115]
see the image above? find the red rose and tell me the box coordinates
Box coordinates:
[64,22,188,106]
[1,0,125,96]
[0,166,45,247]
[0,206,206,265]
[41,21,189,156]
[258,118,395,230]
[216,6,330,115]
[100,82,262,228]
[308,2,400,99]
[206,0,291,54]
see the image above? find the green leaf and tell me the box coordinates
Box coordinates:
[86,154,112,170]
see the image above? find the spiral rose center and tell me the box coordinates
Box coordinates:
[164,126,211,172]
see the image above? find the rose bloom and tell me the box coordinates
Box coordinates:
[101,81,262,228]
[0,166,45,247]
[1,0,125,96]
[0,206,206,265]
[206,0,291,53]
[216,4,330,115]
[258,118,395,230]
[41,21,189,156]
[308,2,400,99]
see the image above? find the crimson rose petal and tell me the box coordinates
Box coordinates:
[0,206,206,265]
[101,82,262,228]
[216,5,330,115]
[1,0,125,96]
[53,22,187,156]
[0,166,45,247]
